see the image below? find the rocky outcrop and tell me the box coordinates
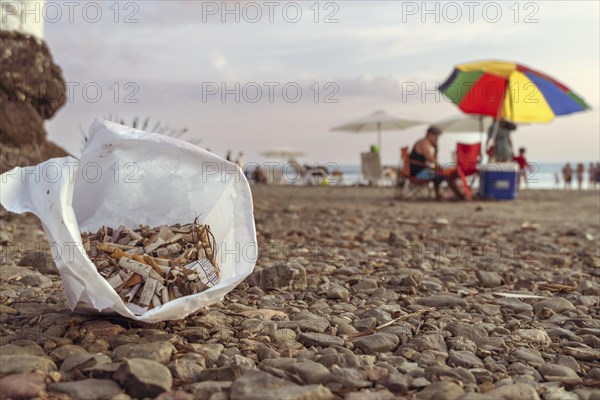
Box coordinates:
[0,30,68,172]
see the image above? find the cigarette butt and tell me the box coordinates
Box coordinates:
[110,248,127,261]
[144,254,159,268]
[158,265,171,276]
[161,286,170,303]
[171,225,192,234]
[173,256,187,265]
[151,294,162,308]
[151,257,170,266]
[119,258,151,279]
[155,280,164,294]
[107,273,124,289]
[155,243,181,257]
[125,283,142,302]
[98,242,135,252]
[97,242,114,252]
[144,237,166,254]
[125,228,143,241]
[125,247,144,255]
[187,273,199,281]
[112,225,125,243]
[132,254,148,264]
[197,244,206,260]
[172,284,183,299]
[178,247,195,264]
[199,225,215,262]
[144,255,166,278]
[168,243,182,253]
[164,233,183,244]
[118,269,134,283]
[100,266,115,278]
[157,225,175,241]
[139,278,158,306]
[89,241,99,257]
[124,273,143,287]
[177,281,190,297]
[195,281,209,292]
[185,248,198,261]
[182,281,193,295]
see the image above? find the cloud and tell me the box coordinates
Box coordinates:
[211,53,227,71]
[42,1,599,163]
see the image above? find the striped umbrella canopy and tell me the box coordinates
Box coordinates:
[439,60,590,123]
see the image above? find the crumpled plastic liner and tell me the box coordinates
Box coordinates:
[0,118,257,322]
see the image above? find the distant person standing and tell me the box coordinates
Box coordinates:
[562,163,573,190]
[589,162,597,190]
[596,162,600,189]
[487,119,516,162]
[236,152,244,169]
[226,150,232,162]
[513,147,530,189]
[575,163,585,190]
[554,172,560,188]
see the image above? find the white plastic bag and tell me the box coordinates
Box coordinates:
[0,118,257,322]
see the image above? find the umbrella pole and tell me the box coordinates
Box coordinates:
[377,122,382,152]
[478,116,484,161]
[488,82,508,161]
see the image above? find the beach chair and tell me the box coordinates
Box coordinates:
[456,142,481,199]
[267,167,285,184]
[395,147,433,200]
[305,165,330,185]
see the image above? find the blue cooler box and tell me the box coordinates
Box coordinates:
[479,163,517,200]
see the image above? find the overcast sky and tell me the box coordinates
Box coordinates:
[43,1,599,165]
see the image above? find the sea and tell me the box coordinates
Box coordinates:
[275,162,599,189]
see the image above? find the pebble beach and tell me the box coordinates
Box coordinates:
[1,186,599,400]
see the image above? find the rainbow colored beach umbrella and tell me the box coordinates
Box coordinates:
[439,60,590,123]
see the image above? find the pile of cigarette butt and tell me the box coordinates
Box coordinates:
[81,222,220,311]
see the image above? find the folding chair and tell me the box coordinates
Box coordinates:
[456,142,481,199]
[395,147,434,200]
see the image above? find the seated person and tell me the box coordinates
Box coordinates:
[409,125,466,200]
[251,166,268,184]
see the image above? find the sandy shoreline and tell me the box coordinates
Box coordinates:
[253,185,600,223]
[0,186,599,399]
